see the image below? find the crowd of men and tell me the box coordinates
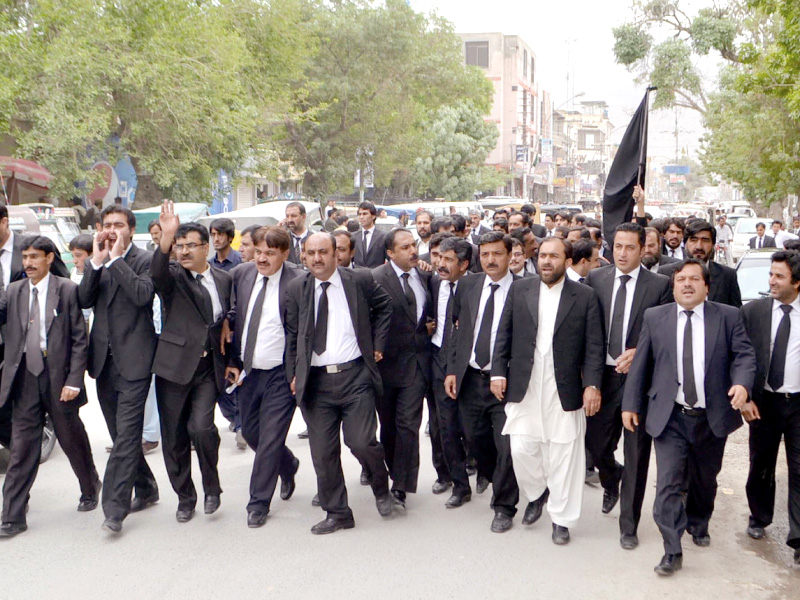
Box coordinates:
[0,194,798,579]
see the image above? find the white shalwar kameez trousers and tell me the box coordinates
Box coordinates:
[502,278,586,529]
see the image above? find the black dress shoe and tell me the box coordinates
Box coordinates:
[747,524,766,539]
[77,495,99,512]
[247,510,268,528]
[0,522,28,538]
[311,493,320,507]
[311,516,355,535]
[445,492,471,508]
[692,534,711,547]
[204,495,221,515]
[392,490,406,510]
[476,476,490,494]
[620,533,639,550]
[794,548,800,565]
[552,524,570,545]
[360,468,371,486]
[466,463,477,476]
[654,553,683,576]
[280,457,300,501]
[522,489,549,526]
[101,517,122,534]
[585,468,600,485]
[297,429,309,440]
[432,479,453,495]
[176,508,195,523]
[130,491,159,513]
[491,512,513,533]
[601,489,620,514]
[376,493,394,517]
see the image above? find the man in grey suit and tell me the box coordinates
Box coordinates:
[0,236,98,537]
[353,201,387,268]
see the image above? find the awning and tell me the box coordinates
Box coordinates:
[0,157,53,188]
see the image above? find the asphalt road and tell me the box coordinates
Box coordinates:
[1,379,798,600]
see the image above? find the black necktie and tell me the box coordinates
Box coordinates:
[682,310,699,407]
[243,277,268,373]
[474,283,500,369]
[294,236,302,255]
[401,272,417,321]
[313,281,331,356]
[442,282,455,348]
[0,248,5,293]
[758,237,762,249]
[579,277,585,284]
[608,274,631,359]
[26,287,44,376]
[195,273,214,323]
[768,305,792,391]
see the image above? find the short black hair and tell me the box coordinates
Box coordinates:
[450,213,467,233]
[584,218,601,229]
[68,234,93,254]
[572,239,596,264]
[756,221,766,229]
[773,219,783,227]
[415,209,434,222]
[539,236,573,260]
[385,227,415,252]
[70,196,83,206]
[209,218,235,240]
[358,201,377,216]
[100,205,136,228]
[438,236,472,264]
[478,231,512,252]
[509,227,533,245]
[665,217,685,232]
[176,222,209,244]
[332,229,355,252]
[555,226,570,238]
[431,216,454,234]
[241,224,261,238]
[286,201,306,216]
[614,222,646,247]
[771,250,800,284]
[334,214,349,226]
[20,234,58,256]
[520,204,537,217]
[346,220,360,233]
[429,231,454,250]
[783,239,800,252]
[574,213,587,225]
[493,218,508,233]
[0,204,7,220]
[555,211,570,222]
[509,211,531,226]
[148,219,161,233]
[671,257,710,287]
[684,219,716,244]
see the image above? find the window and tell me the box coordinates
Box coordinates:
[530,57,535,85]
[465,41,489,68]
[523,50,528,78]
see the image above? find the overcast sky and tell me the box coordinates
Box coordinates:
[412,0,716,162]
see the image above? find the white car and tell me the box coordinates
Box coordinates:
[735,248,777,304]
[731,217,774,261]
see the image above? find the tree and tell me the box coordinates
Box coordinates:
[276,0,493,198]
[411,101,501,200]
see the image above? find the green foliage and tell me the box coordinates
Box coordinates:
[649,38,705,111]
[612,23,652,66]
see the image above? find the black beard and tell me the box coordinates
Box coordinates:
[641,254,659,268]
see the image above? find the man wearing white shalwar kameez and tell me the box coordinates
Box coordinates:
[503,278,586,530]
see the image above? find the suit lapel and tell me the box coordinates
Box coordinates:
[18,282,30,332]
[109,244,139,303]
[45,277,59,333]
[340,268,360,333]
[525,278,540,328]
[759,299,772,363]
[554,281,576,334]
[383,264,416,324]
[627,271,647,341]
[600,267,615,329]
[467,274,486,331]
[704,302,721,371]
[10,245,23,282]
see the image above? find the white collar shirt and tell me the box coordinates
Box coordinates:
[0,230,14,290]
[766,296,800,394]
[310,269,361,366]
[676,302,707,409]
[390,260,425,323]
[606,265,641,366]
[566,267,583,283]
[469,270,513,370]
[240,266,284,371]
[536,277,565,355]
[432,279,459,348]
[190,265,223,322]
[29,273,50,351]
[667,246,684,259]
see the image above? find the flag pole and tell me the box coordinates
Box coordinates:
[636,86,657,187]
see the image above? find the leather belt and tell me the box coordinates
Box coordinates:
[764,390,800,401]
[676,404,705,417]
[467,366,491,379]
[311,356,363,375]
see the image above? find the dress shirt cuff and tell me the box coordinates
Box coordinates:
[105,256,122,268]
[90,259,103,270]
[65,386,80,392]
[490,376,506,382]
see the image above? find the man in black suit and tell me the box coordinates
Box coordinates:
[225,226,302,527]
[584,223,671,549]
[741,251,800,565]
[468,209,490,244]
[492,237,605,545]
[659,220,742,308]
[150,202,231,523]
[509,227,540,276]
[285,232,394,534]
[285,201,311,266]
[353,201,387,268]
[372,229,432,509]
[444,231,520,533]
[565,239,600,283]
[642,227,678,274]
[79,205,159,534]
[622,259,756,575]
[749,222,776,249]
[0,236,99,538]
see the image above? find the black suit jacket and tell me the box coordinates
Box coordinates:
[749,235,776,249]
[741,297,780,406]
[470,225,491,245]
[287,230,310,266]
[372,263,432,386]
[658,254,679,267]
[659,260,742,308]
[585,265,672,352]
[284,267,392,406]
[78,245,157,381]
[354,227,387,269]
[150,249,231,391]
[0,276,87,408]
[622,302,756,439]
[227,261,303,370]
[491,276,605,410]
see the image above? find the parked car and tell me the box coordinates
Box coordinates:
[196,200,323,236]
[735,248,777,304]
[731,217,774,262]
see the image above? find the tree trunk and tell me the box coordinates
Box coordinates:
[129,156,164,209]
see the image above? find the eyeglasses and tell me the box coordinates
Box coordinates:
[174,242,207,251]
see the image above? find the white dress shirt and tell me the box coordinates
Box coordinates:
[191,265,223,322]
[754,234,768,249]
[0,230,14,290]
[417,239,430,256]
[432,279,459,348]
[469,271,513,370]
[310,269,361,366]
[390,260,425,324]
[666,246,684,259]
[765,297,800,394]
[362,226,375,253]
[606,266,640,366]
[566,267,583,283]
[676,302,707,409]
[91,242,133,269]
[241,266,285,371]
[774,229,799,249]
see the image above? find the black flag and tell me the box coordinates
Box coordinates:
[602,89,652,245]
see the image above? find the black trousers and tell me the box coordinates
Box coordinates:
[653,406,726,554]
[238,365,297,513]
[746,391,800,549]
[585,367,624,493]
[375,369,426,494]
[302,363,389,519]
[155,355,221,511]
[0,400,12,448]
[96,352,158,520]
[458,368,518,516]
[619,416,653,536]
[2,356,99,523]
[432,348,470,494]
[425,391,449,484]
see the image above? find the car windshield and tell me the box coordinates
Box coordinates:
[737,255,773,301]
[737,219,772,235]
